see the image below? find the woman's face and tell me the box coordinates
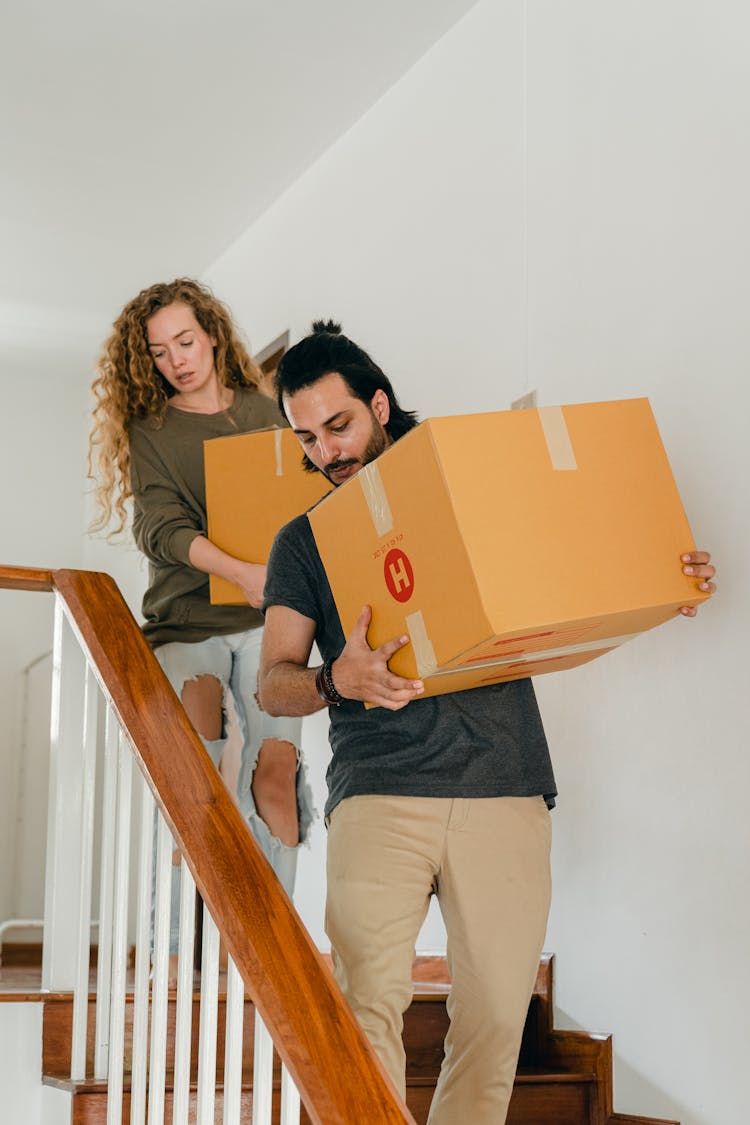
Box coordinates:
[146,301,217,398]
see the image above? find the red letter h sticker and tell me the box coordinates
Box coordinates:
[384,548,415,604]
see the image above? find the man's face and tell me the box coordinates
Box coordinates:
[283,371,392,485]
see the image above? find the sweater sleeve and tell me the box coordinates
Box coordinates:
[129,423,204,567]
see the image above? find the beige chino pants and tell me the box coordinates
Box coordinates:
[325,794,552,1125]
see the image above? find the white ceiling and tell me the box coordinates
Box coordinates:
[1,0,478,375]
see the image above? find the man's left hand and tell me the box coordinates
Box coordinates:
[679,550,716,616]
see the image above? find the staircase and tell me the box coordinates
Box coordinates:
[407,954,677,1125]
[34,952,678,1124]
[1,565,411,1124]
[1,566,680,1125]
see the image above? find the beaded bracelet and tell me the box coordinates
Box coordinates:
[315,659,345,706]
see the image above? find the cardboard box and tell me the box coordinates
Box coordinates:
[205,426,331,604]
[307,398,710,698]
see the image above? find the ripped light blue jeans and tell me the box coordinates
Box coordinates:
[155,627,315,953]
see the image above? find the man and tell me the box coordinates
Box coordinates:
[258,320,715,1124]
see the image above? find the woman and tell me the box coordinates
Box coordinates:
[89,278,312,958]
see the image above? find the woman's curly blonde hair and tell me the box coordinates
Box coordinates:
[88,278,261,535]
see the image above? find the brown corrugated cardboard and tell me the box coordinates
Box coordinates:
[205,426,330,604]
[307,398,710,698]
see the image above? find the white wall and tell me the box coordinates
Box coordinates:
[527,6,747,1123]
[2,2,745,1120]
[0,364,92,927]
[0,1004,69,1125]
[1,352,150,950]
[206,3,748,1123]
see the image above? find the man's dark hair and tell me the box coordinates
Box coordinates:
[275,320,419,443]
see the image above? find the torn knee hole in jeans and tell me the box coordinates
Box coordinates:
[250,738,302,848]
[178,672,228,742]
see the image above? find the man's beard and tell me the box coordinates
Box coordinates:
[323,415,390,485]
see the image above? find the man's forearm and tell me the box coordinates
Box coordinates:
[259,661,328,718]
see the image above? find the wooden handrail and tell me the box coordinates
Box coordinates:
[2,564,414,1124]
[0,564,54,591]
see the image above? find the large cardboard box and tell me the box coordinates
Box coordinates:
[205,426,330,604]
[308,398,709,698]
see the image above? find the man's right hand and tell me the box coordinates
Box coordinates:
[332,606,425,711]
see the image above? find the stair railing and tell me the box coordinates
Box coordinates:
[1,564,414,1125]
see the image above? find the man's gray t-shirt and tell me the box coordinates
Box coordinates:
[264,513,557,819]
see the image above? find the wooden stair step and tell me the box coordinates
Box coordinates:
[40,955,677,1125]
[515,1069,596,1083]
[405,1067,598,1125]
[44,1076,286,1125]
[50,1063,599,1125]
[42,990,261,1081]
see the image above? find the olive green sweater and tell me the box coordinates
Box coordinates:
[129,387,284,649]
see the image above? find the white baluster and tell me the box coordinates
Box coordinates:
[71,664,99,1080]
[172,858,197,1125]
[223,956,245,1125]
[42,600,87,992]
[106,733,133,1125]
[130,772,155,1125]
[148,811,173,1125]
[35,589,320,1125]
[280,1064,301,1125]
[252,1010,274,1125]
[94,707,119,1080]
[196,906,220,1123]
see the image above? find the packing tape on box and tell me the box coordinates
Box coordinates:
[538,406,578,471]
[274,428,284,476]
[405,609,438,678]
[360,461,394,536]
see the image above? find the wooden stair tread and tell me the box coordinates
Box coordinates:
[43,982,449,1004]
[43,1075,283,1095]
[514,1069,596,1084]
[411,984,450,997]
[38,951,680,1125]
[46,1064,598,1095]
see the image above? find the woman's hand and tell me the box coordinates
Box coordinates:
[234,562,268,609]
[188,535,268,607]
